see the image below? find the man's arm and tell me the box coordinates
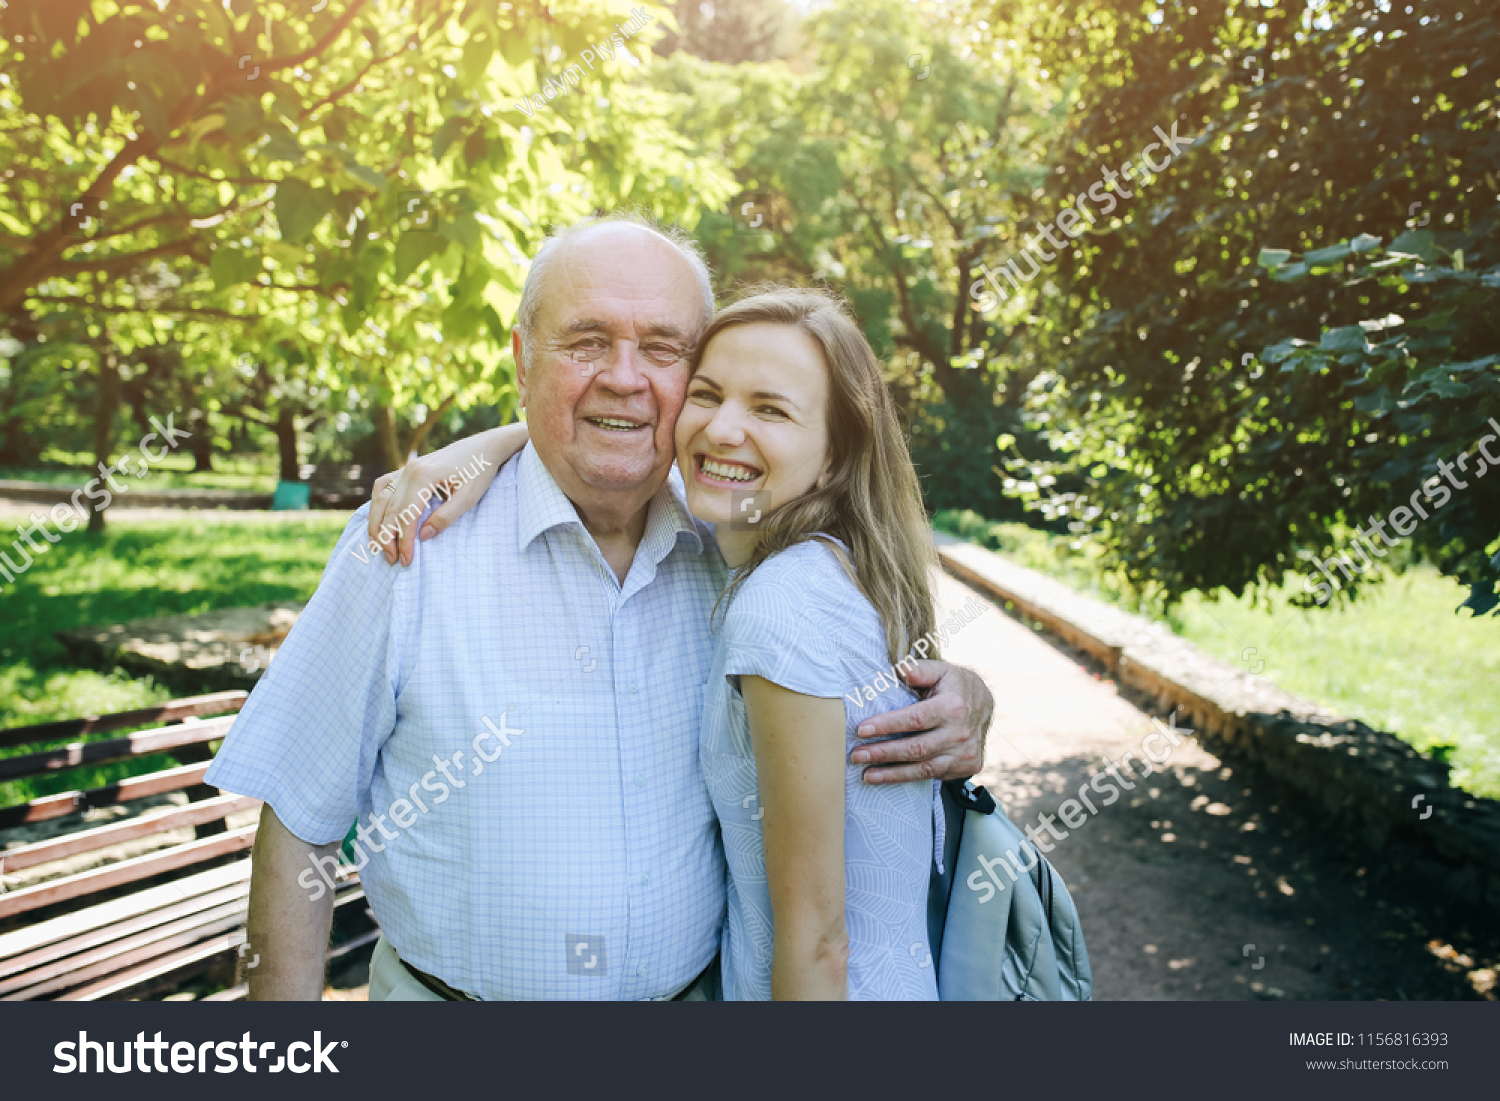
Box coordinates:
[849,660,992,784]
[246,805,339,1001]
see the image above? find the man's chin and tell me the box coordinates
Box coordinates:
[574,455,672,496]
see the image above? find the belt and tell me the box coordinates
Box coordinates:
[398,956,480,1001]
[397,956,709,1001]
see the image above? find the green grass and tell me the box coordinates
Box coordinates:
[934,509,1500,799]
[2,449,280,492]
[0,515,350,806]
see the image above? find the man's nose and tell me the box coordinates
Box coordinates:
[593,342,649,392]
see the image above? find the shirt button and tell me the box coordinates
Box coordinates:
[629,681,639,694]
[640,872,650,885]
[635,773,646,788]
[636,964,648,977]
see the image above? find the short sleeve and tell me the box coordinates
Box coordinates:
[720,544,850,700]
[204,505,414,844]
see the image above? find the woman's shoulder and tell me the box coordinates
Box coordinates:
[734,538,860,608]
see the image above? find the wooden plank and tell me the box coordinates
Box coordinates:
[0,861,251,961]
[0,692,247,751]
[62,882,367,1003]
[0,825,256,920]
[0,716,236,784]
[0,795,260,875]
[0,762,212,830]
[0,880,250,983]
[60,923,249,1002]
[203,983,247,1001]
[327,927,380,963]
[2,902,248,999]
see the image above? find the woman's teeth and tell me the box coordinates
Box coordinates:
[702,458,759,482]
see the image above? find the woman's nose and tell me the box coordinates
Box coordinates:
[704,403,746,446]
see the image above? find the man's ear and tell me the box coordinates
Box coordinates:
[513,329,527,406]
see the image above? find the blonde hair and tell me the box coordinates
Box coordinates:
[700,285,938,664]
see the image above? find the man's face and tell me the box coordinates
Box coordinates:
[516,227,705,504]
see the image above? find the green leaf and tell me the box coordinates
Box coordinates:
[209,248,263,291]
[274,179,336,243]
[1350,233,1382,253]
[1320,326,1366,353]
[262,129,306,164]
[223,95,264,140]
[434,115,468,162]
[1386,230,1438,263]
[1304,242,1350,266]
[393,233,449,283]
[342,162,388,192]
[1270,261,1308,281]
[1443,355,1500,374]
[133,85,172,140]
[461,35,495,86]
[439,213,483,254]
[1257,248,1291,270]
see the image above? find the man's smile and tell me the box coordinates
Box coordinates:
[584,415,651,432]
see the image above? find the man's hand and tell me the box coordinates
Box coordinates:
[849,660,992,784]
[367,423,527,566]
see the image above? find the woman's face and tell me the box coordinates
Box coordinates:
[674,321,832,530]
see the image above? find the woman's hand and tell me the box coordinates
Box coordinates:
[849,660,992,783]
[367,423,529,566]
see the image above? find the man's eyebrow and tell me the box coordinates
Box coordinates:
[558,318,611,336]
[637,321,691,342]
[556,319,691,341]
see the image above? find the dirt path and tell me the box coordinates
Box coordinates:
[934,571,1497,1001]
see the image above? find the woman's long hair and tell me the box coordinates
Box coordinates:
[700,285,938,665]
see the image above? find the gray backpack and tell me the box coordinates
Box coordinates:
[926,781,1093,1000]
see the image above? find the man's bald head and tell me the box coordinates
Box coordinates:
[515,214,715,369]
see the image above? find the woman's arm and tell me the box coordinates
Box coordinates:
[367,422,530,566]
[741,676,849,1001]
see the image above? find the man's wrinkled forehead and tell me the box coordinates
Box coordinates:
[539,226,705,336]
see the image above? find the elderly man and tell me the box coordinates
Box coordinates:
[206,215,991,1000]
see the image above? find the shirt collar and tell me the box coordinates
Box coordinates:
[516,441,707,559]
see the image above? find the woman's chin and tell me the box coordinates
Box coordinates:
[682,486,731,526]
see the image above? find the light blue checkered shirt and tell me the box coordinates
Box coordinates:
[206,443,728,999]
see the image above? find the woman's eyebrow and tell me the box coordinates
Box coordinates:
[750,389,795,406]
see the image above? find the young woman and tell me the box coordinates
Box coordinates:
[676,287,943,1000]
[376,286,945,999]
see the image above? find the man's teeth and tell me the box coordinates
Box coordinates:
[702,458,759,482]
[590,417,642,430]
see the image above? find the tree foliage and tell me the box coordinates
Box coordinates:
[996,0,1499,615]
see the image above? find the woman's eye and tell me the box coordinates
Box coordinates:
[757,405,786,418]
[688,389,719,403]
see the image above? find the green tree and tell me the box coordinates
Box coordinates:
[0,0,732,501]
[653,0,1069,517]
[995,0,1499,615]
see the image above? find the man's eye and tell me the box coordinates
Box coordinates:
[644,344,686,364]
